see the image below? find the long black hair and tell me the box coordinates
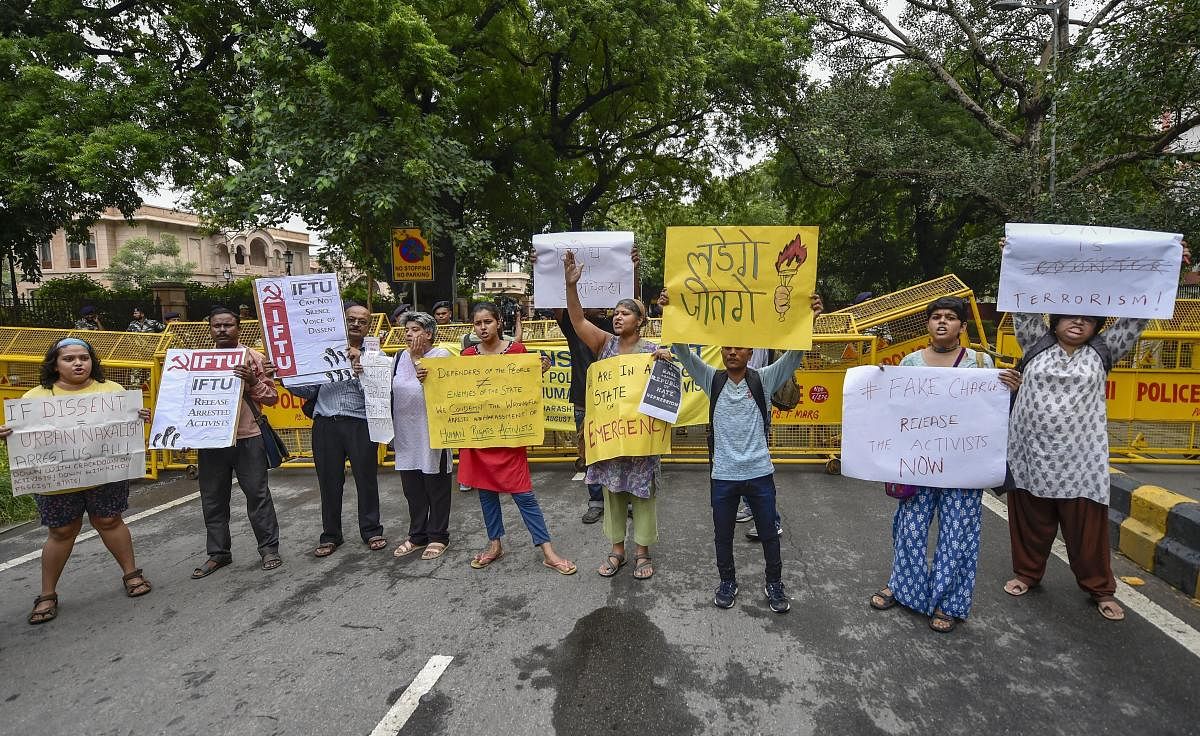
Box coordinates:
[470,301,503,323]
[40,338,106,388]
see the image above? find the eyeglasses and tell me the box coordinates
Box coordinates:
[346,318,370,325]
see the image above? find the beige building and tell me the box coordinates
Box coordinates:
[477,268,530,296]
[20,205,315,294]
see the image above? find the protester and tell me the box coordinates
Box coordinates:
[238,304,253,320]
[127,307,164,333]
[163,311,182,324]
[459,302,576,575]
[0,338,153,624]
[393,311,454,560]
[191,307,283,578]
[390,304,411,327]
[432,301,454,326]
[669,293,823,613]
[290,304,386,558]
[869,297,1021,633]
[74,306,103,330]
[563,252,663,578]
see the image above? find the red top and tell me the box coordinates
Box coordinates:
[457,341,532,493]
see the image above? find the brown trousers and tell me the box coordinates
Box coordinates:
[1007,490,1116,600]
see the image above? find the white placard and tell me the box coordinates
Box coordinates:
[533,231,634,308]
[841,365,1010,489]
[360,349,395,444]
[255,273,354,388]
[151,348,247,449]
[4,389,145,495]
[999,223,1183,318]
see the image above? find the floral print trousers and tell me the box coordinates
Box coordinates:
[887,487,983,619]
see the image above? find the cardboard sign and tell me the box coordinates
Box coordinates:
[661,226,819,350]
[421,353,545,448]
[584,354,672,463]
[360,349,395,443]
[4,389,145,495]
[999,223,1183,318]
[533,231,635,308]
[840,365,1010,489]
[255,273,353,388]
[151,348,246,449]
[638,359,682,423]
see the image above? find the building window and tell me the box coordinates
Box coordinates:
[234,245,245,265]
[39,242,53,270]
[84,237,97,268]
[68,240,81,269]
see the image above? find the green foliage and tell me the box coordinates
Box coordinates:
[0,447,36,526]
[106,234,195,290]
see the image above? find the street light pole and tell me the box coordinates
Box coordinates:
[283,249,294,276]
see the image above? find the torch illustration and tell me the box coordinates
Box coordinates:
[774,234,808,321]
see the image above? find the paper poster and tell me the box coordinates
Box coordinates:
[151,348,246,449]
[255,273,354,388]
[3,390,145,495]
[840,365,1010,489]
[638,359,682,423]
[584,354,672,463]
[360,349,395,443]
[535,344,577,432]
[661,226,819,350]
[999,223,1183,318]
[421,353,545,448]
[533,231,635,308]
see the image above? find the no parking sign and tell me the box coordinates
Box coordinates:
[391,228,434,281]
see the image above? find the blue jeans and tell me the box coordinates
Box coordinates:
[573,405,604,508]
[478,490,552,546]
[711,474,782,583]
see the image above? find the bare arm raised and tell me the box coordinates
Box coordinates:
[563,250,613,356]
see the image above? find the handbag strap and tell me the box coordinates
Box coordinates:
[952,348,966,367]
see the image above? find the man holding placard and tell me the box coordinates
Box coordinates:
[191,308,283,579]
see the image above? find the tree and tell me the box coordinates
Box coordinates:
[106,234,195,289]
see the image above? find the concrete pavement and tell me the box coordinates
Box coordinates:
[2,465,1198,735]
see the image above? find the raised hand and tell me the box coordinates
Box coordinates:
[563,251,584,286]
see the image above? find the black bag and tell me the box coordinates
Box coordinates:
[301,386,317,419]
[243,397,291,469]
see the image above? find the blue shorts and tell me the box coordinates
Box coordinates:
[34,482,130,528]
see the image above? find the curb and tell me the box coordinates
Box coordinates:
[1108,468,1200,599]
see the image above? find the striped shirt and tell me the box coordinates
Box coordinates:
[289,378,366,420]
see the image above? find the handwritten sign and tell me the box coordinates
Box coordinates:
[255,273,353,388]
[999,223,1183,318]
[840,365,1009,489]
[533,231,634,308]
[151,348,246,449]
[661,226,819,350]
[422,354,545,448]
[4,390,145,495]
[638,359,682,423]
[584,354,672,463]
[360,349,394,443]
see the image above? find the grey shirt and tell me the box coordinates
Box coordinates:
[290,378,367,420]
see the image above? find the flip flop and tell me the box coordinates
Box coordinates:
[470,549,504,569]
[421,543,448,560]
[367,536,388,551]
[191,559,231,579]
[598,552,626,577]
[261,553,283,571]
[1097,599,1126,621]
[929,611,957,633]
[543,559,578,575]
[869,588,897,610]
[1004,579,1032,597]
[632,556,654,580]
[314,542,338,558]
[393,540,427,558]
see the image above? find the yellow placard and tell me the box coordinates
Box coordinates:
[531,344,576,432]
[391,228,434,281]
[662,226,819,350]
[584,354,672,463]
[421,353,544,448]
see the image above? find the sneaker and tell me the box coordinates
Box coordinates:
[735,501,753,523]
[745,520,783,541]
[581,507,604,524]
[765,582,790,613]
[713,580,739,609]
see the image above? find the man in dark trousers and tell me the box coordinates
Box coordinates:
[290,303,386,557]
[191,307,282,578]
[555,306,613,523]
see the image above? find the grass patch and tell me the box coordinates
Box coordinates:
[0,445,37,526]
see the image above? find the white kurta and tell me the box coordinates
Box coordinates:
[1007,314,1146,504]
[391,347,452,474]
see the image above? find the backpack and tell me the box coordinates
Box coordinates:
[766,350,802,410]
[707,368,771,460]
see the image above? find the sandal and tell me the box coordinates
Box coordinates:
[393,540,427,558]
[367,536,388,552]
[543,558,578,575]
[28,594,58,625]
[421,542,448,560]
[191,558,231,579]
[1097,599,1126,621]
[261,553,283,571]
[929,611,957,633]
[470,548,504,569]
[632,556,654,580]
[122,568,152,597]
[598,552,626,577]
[869,587,897,610]
[1004,579,1032,597]
[313,542,338,558]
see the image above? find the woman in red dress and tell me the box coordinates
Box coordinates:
[459,302,577,574]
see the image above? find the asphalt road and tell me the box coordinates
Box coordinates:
[2,465,1198,736]
[1121,463,1200,503]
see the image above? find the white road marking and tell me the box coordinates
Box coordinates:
[571,472,585,482]
[369,655,454,736]
[0,491,201,573]
[980,492,1200,659]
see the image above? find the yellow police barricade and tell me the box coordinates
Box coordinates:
[0,327,164,479]
[996,299,1200,464]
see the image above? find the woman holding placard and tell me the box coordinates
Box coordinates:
[563,251,667,580]
[869,298,1021,633]
[0,338,153,625]
[457,302,577,575]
